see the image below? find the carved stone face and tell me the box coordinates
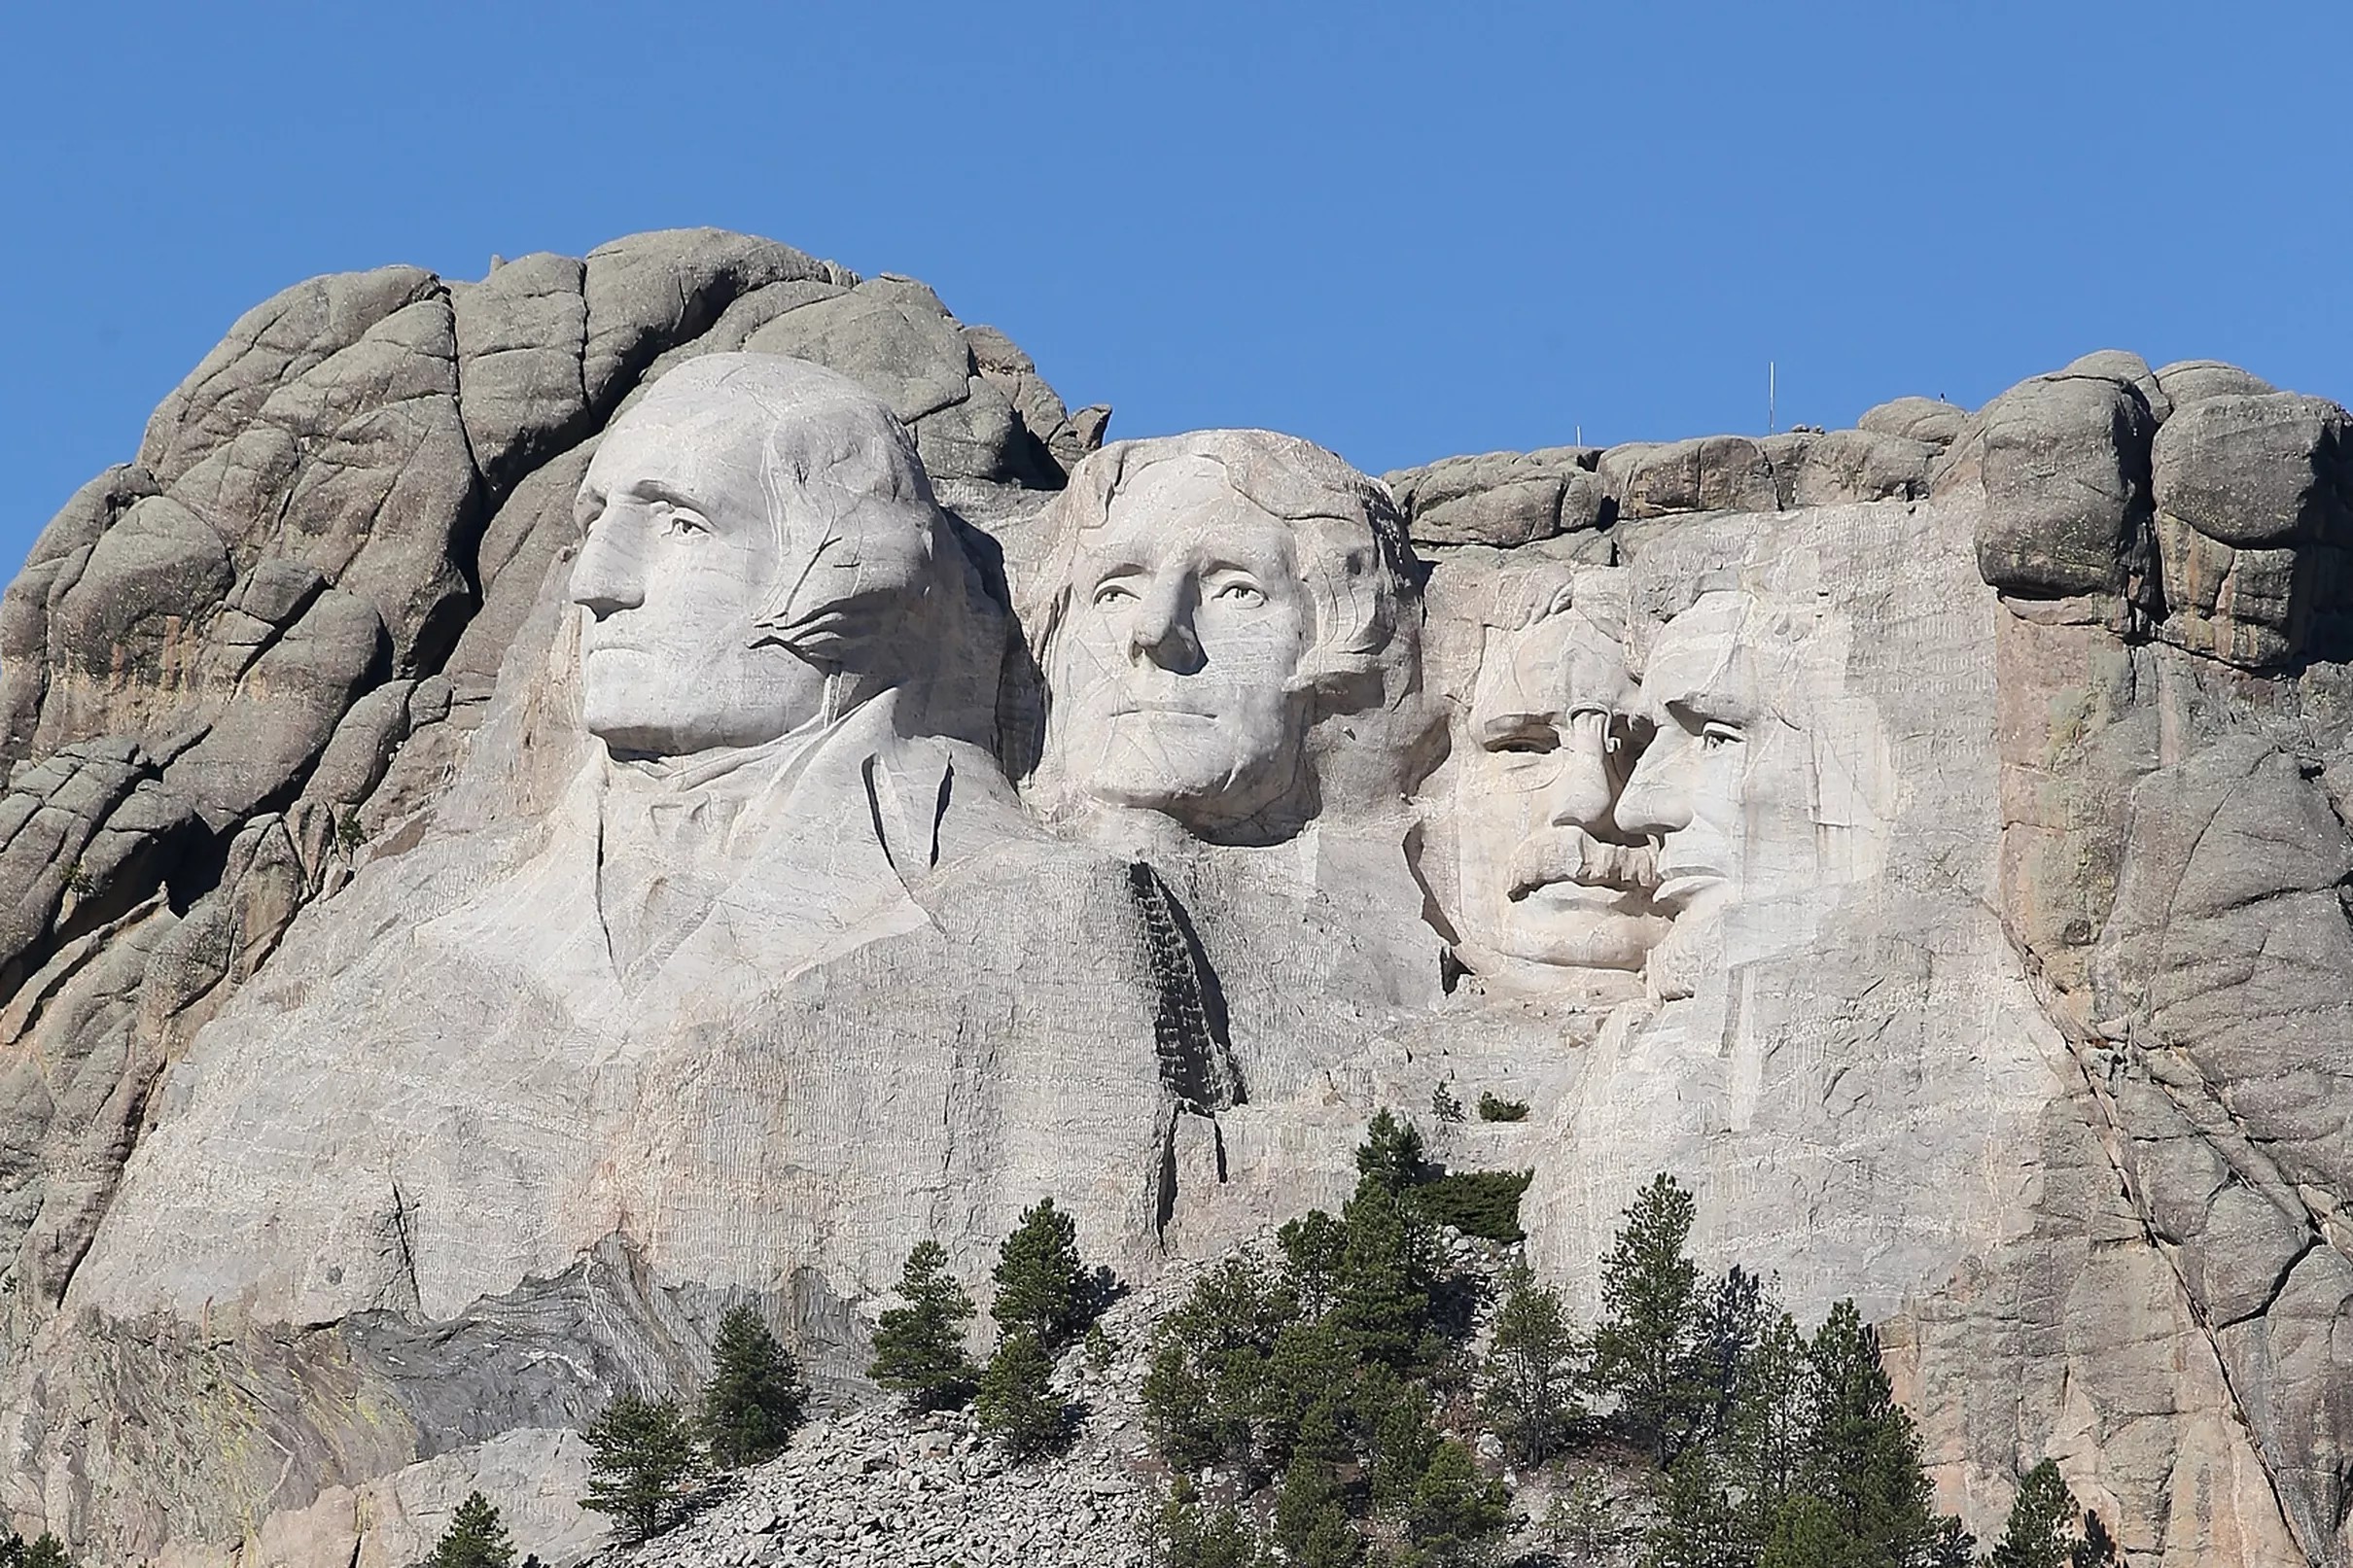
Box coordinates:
[572,396,827,756]
[1615,589,1767,934]
[1457,592,1667,971]
[1047,457,1315,829]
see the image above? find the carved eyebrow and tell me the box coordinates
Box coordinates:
[1663,696,1742,731]
[620,478,710,512]
[1476,709,1560,744]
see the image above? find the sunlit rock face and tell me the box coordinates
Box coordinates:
[0,231,2346,1568]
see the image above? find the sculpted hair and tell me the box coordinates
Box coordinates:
[634,354,952,667]
[615,353,1004,739]
[1025,429,1419,696]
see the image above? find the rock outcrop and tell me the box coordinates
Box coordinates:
[0,229,2347,1568]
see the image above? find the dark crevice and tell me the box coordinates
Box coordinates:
[1125,860,1241,1114]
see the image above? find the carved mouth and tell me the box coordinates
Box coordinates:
[1505,833,1657,904]
[1110,702,1221,720]
[1650,867,1728,910]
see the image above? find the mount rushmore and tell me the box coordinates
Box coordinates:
[0,227,2348,1566]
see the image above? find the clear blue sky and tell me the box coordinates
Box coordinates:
[5,3,2347,570]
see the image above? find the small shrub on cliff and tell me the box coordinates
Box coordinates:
[426,1492,515,1568]
[579,1392,706,1544]
[1411,1168,1533,1242]
[869,1239,978,1411]
[1474,1092,1528,1123]
[701,1304,807,1468]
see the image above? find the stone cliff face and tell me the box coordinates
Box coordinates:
[0,230,2343,1568]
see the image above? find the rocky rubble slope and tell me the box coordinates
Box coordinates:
[604,1404,1154,1568]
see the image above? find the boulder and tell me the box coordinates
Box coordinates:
[2147,392,2352,665]
[1385,447,1605,546]
[2151,392,2349,549]
[1857,395,1968,446]
[1761,428,1935,507]
[1599,434,1778,518]
[2156,359,2276,407]
[1950,368,2158,600]
[452,251,589,493]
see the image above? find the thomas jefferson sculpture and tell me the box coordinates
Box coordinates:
[1025,430,1423,843]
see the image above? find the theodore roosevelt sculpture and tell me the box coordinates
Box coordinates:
[1024,430,1422,843]
[1452,569,1666,987]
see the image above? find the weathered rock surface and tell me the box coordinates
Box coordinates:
[1,230,2348,1568]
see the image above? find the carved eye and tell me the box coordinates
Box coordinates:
[652,502,711,539]
[1211,580,1267,606]
[1489,728,1558,756]
[1093,581,1140,608]
[1700,721,1743,751]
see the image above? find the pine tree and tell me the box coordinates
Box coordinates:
[1141,1339,1220,1470]
[1755,1493,1844,1568]
[1153,1482,1269,1568]
[1643,1446,1738,1568]
[1930,1515,1982,1568]
[426,1492,516,1568]
[1720,1308,1812,1553]
[701,1303,807,1468]
[1277,1207,1348,1317]
[579,1393,705,1544]
[20,1538,69,1568]
[1359,1369,1443,1510]
[1273,1431,1346,1557]
[1292,1504,1363,1568]
[1431,1083,1465,1125]
[1142,1248,1301,1475]
[992,1197,1097,1349]
[0,1529,23,1568]
[1991,1460,2105,1568]
[1690,1265,1767,1447]
[1593,1172,1705,1462]
[1260,1319,1354,1472]
[1328,1184,1436,1372]
[974,1331,1067,1458]
[1480,1257,1586,1465]
[1798,1300,1944,1567]
[1406,1438,1513,1565]
[1353,1109,1427,1197]
[869,1239,979,1411]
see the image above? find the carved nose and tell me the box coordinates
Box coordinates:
[1544,743,1638,846]
[570,529,645,620]
[1129,579,1206,675]
[1612,740,1688,838]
